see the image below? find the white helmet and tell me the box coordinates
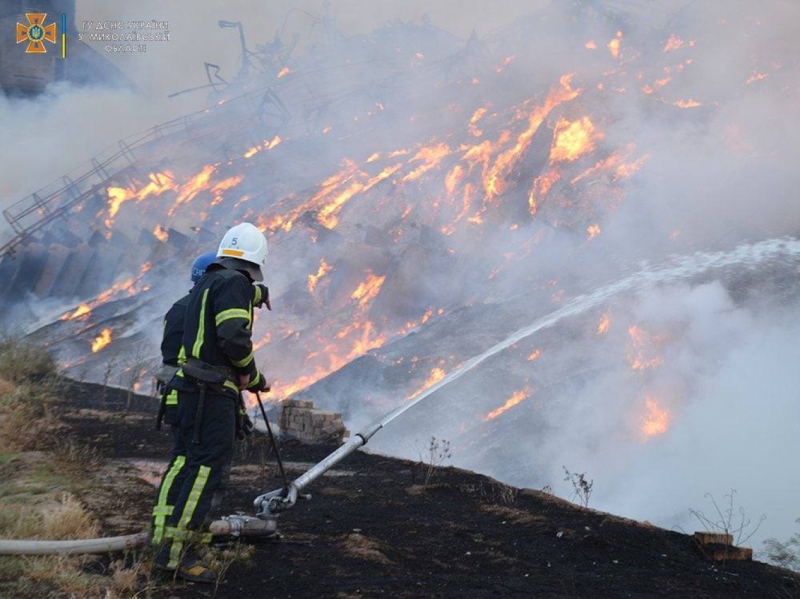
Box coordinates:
[217,223,268,281]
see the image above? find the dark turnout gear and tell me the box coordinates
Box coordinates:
[180,265,266,395]
[254,283,272,310]
[152,292,192,543]
[151,429,187,544]
[152,250,220,549]
[161,293,191,368]
[155,293,191,431]
[155,257,268,573]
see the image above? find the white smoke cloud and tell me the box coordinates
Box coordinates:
[597,296,800,550]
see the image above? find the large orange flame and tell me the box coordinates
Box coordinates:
[168,164,217,216]
[105,171,179,228]
[550,117,601,163]
[484,74,580,198]
[350,271,386,308]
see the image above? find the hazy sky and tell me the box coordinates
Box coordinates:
[74,0,551,98]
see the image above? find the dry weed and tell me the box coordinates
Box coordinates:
[42,492,101,540]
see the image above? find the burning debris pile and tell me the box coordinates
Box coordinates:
[1,1,799,544]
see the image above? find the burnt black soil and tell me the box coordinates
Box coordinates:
[56,379,800,598]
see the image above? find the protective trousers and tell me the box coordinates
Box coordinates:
[155,388,235,570]
[151,391,187,545]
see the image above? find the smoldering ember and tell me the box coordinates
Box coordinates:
[1,0,800,594]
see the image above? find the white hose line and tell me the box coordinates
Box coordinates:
[0,532,149,556]
[0,517,276,555]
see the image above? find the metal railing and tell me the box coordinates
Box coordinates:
[0,82,291,257]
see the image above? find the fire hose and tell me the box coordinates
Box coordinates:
[253,416,384,517]
[0,516,276,556]
[0,392,397,555]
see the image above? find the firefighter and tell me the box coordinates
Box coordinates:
[153,223,271,583]
[151,250,217,546]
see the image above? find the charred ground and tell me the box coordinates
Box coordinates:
[51,379,800,598]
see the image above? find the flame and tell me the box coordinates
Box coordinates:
[607,31,623,59]
[60,303,91,321]
[484,73,580,198]
[745,72,768,84]
[627,325,664,371]
[105,171,180,228]
[550,117,600,162]
[167,164,219,216]
[642,77,672,94]
[469,107,488,137]
[402,307,435,332]
[308,258,333,292]
[408,367,446,400]
[209,175,244,206]
[350,271,386,308]
[91,328,113,353]
[526,348,542,362]
[585,41,597,50]
[244,135,283,158]
[663,34,694,52]
[641,396,671,438]
[403,143,451,183]
[596,313,611,335]
[494,55,516,73]
[105,186,136,228]
[673,99,702,108]
[444,164,464,197]
[586,224,601,239]
[570,146,647,185]
[277,66,291,78]
[527,169,561,215]
[484,388,530,421]
[153,225,169,242]
[316,162,401,229]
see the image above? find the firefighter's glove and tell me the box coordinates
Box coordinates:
[236,411,255,440]
[254,284,272,311]
[246,372,271,393]
[241,413,255,436]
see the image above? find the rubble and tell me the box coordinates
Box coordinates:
[280,398,349,444]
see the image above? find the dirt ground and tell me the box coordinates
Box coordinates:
[53,379,800,598]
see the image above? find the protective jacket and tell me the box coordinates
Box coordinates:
[177,264,265,396]
[161,293,191,366]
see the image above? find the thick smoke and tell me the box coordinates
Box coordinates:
[349,0,800,551]
[0,86,196,239]
[4,0,800,556]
